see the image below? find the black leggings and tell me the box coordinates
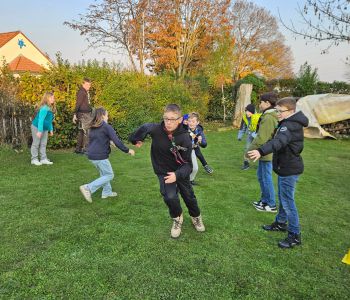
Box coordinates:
[157,175,201,218]
[194,147,207,167]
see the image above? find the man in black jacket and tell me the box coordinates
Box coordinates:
[129,104,205,239]
[73,78,92,154]
[248,97,309,249]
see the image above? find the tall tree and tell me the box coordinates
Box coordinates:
[229,0,294,80]
[294,62,319,96]
[64,0,148,73]
[146,0,230,78]
[204,28,234,121]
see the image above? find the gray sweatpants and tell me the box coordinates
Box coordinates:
[190,149,199,181]
[31,124,48,161]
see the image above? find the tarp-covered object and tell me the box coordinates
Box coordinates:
[296,94,350,139]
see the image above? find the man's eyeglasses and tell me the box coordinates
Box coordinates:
[276,109,291,114]
[163,117,181,123]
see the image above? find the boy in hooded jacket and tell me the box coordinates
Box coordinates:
[248,97,309,249]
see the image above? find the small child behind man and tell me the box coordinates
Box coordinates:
[187,112,213,184]
[238,104,261,170]
[183,113,213,175]
[248,97,308,249]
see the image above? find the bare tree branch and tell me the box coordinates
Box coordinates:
[279,0,350,45]
[64,0,149,73]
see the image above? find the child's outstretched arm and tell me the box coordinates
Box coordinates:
[248,126,292,161]
[247,114,277,152]
[106,124,130,154]
[129,123,157,145]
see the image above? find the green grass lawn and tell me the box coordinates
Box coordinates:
[0,130,349,299]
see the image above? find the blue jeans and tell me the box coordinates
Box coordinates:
[275,175,300,234]
[87,159,114,197]
[257,161,276,207]
[243,133,254,161]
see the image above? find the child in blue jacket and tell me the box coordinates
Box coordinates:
[183,113,213,175]
[187,112,212,184]
[31,92,56,166]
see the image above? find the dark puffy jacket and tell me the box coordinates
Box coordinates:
[258,111,309,176]
[129,122,193,179]
[189,124,207,148]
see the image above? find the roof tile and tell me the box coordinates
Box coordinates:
[8,55,44,73]
[0,31,20,48]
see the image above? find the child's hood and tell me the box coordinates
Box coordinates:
[264,108,278,120]
[264,108,276,115]
[197,124,204,131]
[282,111,309,128]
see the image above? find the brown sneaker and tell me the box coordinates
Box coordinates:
[191,215,205,232]
[171,214,183,239]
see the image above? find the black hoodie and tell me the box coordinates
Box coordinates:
[258,111,309,176]
[129,122,193,179]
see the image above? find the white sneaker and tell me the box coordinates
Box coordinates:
[102,192,118,199]
[40,159,53,165]
[255,204,277,213]
[31,160,42,166]
[171,214,183,239]
[80,185,92,203]
[191,215,205,232]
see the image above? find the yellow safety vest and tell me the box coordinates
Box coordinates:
[243,113,261,132]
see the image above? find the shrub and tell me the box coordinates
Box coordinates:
[233,74,266,105]
[206,84,234,121]
[47,101,78,149]
[293,62,319,97]
[100,73,209,138]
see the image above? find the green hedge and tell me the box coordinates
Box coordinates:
[100,73,209,138]
[47,101,78,149]
[1,59,210,148]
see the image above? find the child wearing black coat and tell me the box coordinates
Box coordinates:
[248,97,309,249]
[129,104,205,239]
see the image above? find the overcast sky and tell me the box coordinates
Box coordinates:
[1,0,349,82]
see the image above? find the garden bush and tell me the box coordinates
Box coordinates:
[1,58,210,147]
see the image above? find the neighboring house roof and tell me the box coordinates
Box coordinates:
[0,30,51,62]
[8,55,44,73]
[0,31,20,48]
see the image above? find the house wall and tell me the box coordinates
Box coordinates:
[0,33,51,68]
